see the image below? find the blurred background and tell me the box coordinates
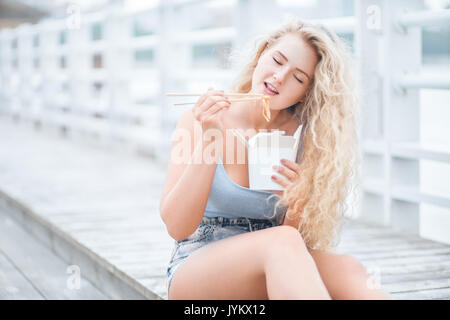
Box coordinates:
[0,0,449,246]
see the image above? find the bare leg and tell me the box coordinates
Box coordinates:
[263,227,331,300]
[309,249,392,300]
[169,225,330,300]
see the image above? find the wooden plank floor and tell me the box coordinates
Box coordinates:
[0,208,108,299]
[0,118,449,300]
[334,222,450,299]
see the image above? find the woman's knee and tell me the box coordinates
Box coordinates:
[267,225,308,254]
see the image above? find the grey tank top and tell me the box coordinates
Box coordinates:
[203,124,304,225]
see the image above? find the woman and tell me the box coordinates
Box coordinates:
[160,17,392,300]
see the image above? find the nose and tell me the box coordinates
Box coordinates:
[273,69,288,85]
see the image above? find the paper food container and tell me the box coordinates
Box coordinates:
[248,126,302,191]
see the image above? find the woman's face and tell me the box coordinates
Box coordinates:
[251,33,318,111]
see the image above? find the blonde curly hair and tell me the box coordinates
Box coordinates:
[228,17,362,251]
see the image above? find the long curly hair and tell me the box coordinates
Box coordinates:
[228,17,362,251]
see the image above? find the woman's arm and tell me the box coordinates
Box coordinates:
[160,109,221,242]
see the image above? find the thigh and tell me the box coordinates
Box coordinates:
[168,225,297,300]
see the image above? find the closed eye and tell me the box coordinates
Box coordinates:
[272,57,303,84]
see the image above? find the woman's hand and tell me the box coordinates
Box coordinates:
[193,87,231,133]
[270,158,301,227]
[270,158,300,196]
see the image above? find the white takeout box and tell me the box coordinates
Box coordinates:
[248,126,302,191]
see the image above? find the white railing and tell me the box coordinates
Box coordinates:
[0,0,449,243]
[397,73,450,90]
[309,16,356,34]
[356,0,450,244]
[398,8,450,29]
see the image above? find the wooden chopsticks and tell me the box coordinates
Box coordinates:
[166,93,267,106]
[165,93,265,97]
[170,98,260,105]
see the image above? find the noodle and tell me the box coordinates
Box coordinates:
[261,95,271,122]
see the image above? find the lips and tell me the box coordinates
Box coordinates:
[264,82,279,95]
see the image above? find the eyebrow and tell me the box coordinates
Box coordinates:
[275,50,311,81]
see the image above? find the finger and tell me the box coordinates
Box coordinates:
[280,159,300,172]
[195,88,225,109]
[271,174,290,189]
[200,87,215,104]
[200,95,229,114]
[207,87,225,97]
[209,90,225,96]
[197,95,218,113]
[203,101,230,117]
[195,93,208,108]
[273,164,297,182]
